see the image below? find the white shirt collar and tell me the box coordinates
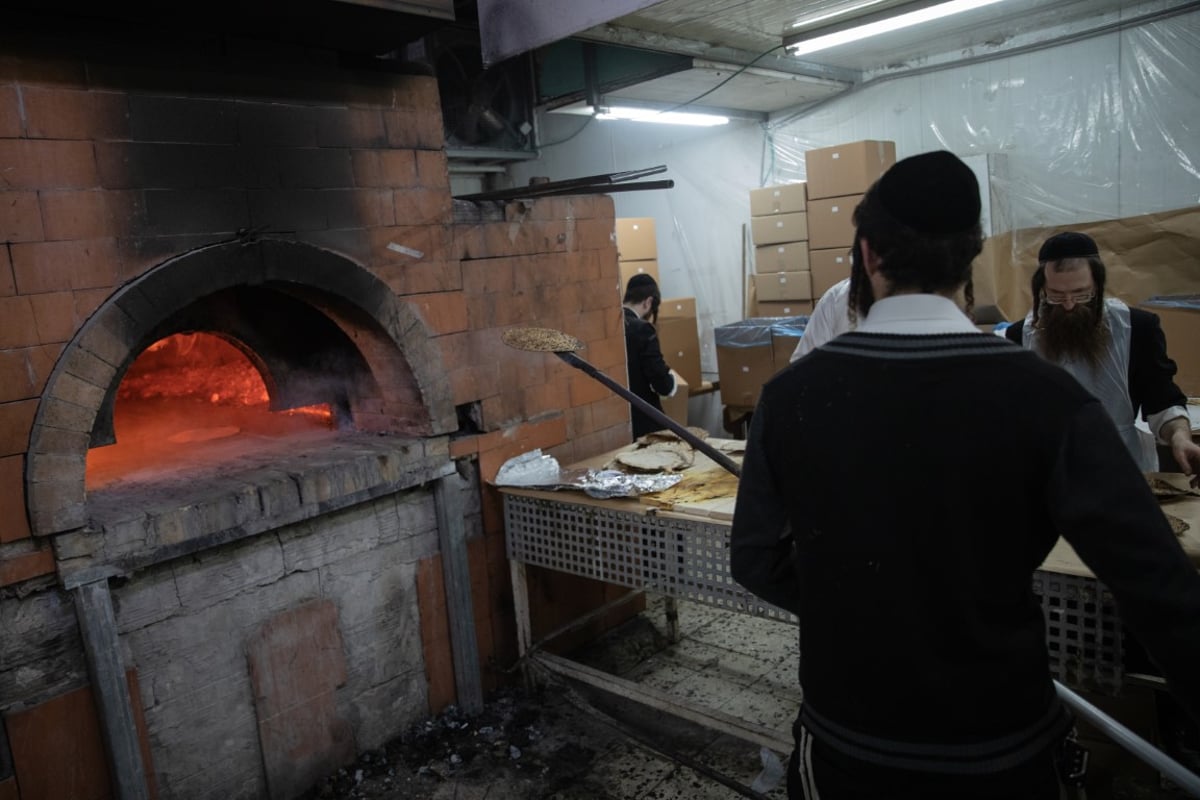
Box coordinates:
[856,294,978,335]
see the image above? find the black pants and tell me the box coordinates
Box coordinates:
[1125,630,1200,769]
[787,724,1061,800]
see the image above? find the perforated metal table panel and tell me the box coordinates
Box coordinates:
[503,489,1130,696]
[1033,571,1124,695]
[504,491,796,622]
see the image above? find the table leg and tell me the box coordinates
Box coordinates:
[664,596,680,643]
[509,559,535,689]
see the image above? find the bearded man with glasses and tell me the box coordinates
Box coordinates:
[1004,231,1199,480]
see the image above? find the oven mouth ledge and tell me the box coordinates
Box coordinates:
[57,431,453,583]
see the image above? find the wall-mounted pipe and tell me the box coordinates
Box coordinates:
[70,573,150,800]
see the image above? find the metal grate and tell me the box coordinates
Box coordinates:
[1033,571,1123,695]
[506,492,1127,694]
[504,493,796,623]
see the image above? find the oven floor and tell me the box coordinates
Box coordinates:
[87,397,333,490]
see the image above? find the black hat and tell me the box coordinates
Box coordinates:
[877,150,981,235]
[1038,231,1098,263]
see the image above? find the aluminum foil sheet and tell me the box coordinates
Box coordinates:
[493,449,682,498]
[494,449,563,486]
[573,469,683,498]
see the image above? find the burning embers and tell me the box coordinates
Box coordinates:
[86,332,333,489]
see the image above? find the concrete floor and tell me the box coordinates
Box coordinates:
[312,594,1192,799]
[309,595,796,800]
[529,595,796,800]
[557,595,1192,800]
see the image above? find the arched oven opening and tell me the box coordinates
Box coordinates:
[85,285,381,491]
[28,239,456,562]
[86,332,336,490]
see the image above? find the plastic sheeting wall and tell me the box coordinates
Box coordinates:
[510,115,764,414]
[510,6,1200,397]
[768,8,1200,226]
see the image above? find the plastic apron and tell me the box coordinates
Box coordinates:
[1023,298,1157,471]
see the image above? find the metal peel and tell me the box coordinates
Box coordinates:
[500,326,742,478]
[501,327,582,353]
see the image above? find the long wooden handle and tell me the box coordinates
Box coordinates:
[557,352,742,478]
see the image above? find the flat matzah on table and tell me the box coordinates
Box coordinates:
[634,437,742,521]
[639,467,739,520]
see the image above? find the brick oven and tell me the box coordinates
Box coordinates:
[0,13,636,800]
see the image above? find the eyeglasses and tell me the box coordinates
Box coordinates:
[1042,290,1095,305]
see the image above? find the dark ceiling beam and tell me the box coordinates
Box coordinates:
[572,24,860,86]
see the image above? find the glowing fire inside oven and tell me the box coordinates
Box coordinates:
[86,332,334,488]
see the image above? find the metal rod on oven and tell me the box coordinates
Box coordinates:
[454,165,667,202]
[521,179,675,198]
[434,474,484,714]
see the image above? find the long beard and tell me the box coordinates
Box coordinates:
[1037,301,1108,368]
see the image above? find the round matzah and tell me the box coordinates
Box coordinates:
[502,327,582,353]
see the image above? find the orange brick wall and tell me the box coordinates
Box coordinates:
[0,21,637,792]
[3,670,157,800]
[0,44,629,574]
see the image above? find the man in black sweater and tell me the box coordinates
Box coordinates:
[1004,231,1199,478]
[731,150,1200,799]
[622,274,679,439]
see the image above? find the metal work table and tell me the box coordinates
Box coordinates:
[502,452,791,624]
[501,443,1200,722]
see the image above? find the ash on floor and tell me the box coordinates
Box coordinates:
[303,684,613,800]
[304,599,791,800]
[302,679,784,800]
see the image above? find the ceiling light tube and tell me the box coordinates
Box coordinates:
[792,0,893,30]
[595,106,730,127]
[785,0,1007,57]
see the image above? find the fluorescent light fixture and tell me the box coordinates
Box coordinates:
[785,0,1006,57]
[791,0,892,30]
[549,101,731,127]
[595,106,729,127]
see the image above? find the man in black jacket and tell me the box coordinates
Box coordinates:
[731,150,1200,799]
[1004,231,1199,478]
[622,274,678,439]
[1006,232,1200,768]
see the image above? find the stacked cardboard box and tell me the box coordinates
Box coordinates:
[809,248,853,301]
[714,317,808,409]
[657,297,703,390]
[770,324,806,371]
[616,217,660,291]
[1141,296,1200,396]
[804,140,896,298]
[660,374,690,427]
[748,183,815,316]
[614,219,704,405]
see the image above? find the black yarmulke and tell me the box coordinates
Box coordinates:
[626,273,658,291]
[1038,231,1098,263]
[877,150,981,235]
